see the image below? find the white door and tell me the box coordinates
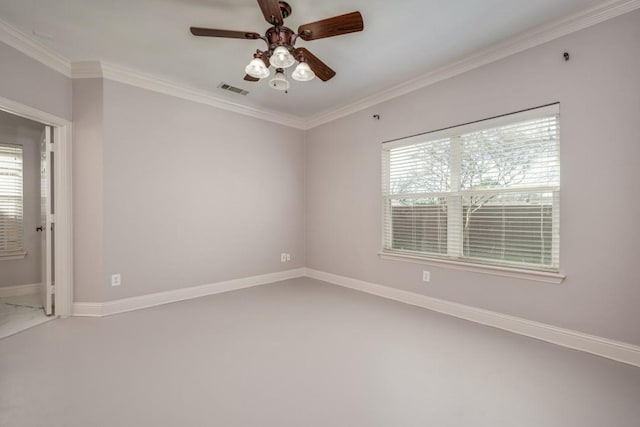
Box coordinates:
[40,126,54,315]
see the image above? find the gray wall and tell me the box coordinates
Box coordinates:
[0,111,44,287]
[2,11,639,348]
[2,39,306,303]
[305,10,640,345]
[0,42,71,289]
[71,79,306,302]
[72,78,105,302]
[0,42,72,121]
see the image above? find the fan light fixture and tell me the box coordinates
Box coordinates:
[270,46,295,68]
[269,68,290,91]
[243,46,316,90]
[191,1,365,92]
[291,62,315,81]
[245,58,270,79]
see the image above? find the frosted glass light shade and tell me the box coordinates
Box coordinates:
[291,62,315,82]
[245,58,270,79]
[270,70,290,91]
[270,46,295,68]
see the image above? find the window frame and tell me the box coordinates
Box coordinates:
[0,142,26,260]
[380,104,565,283]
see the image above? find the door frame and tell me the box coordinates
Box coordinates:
[0,95,73,317]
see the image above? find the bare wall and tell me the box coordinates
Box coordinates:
[0,41,72,121]
[305,10,640,345]
[0,111,43,287]
[95,80,305,301]
[0,41,71,288]
[72,78,105,302]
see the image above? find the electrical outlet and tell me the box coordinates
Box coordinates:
[111,274,121,286]
[286,253,291,261]
[281,253,287,263]
[422,271,430,282]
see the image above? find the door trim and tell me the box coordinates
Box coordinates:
[0,95,73,317]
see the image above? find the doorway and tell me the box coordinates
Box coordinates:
[0,96,72,335]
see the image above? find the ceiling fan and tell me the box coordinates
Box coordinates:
[190,0,364,91]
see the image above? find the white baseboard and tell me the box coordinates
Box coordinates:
[305,268,640,368]
[70,266,640,368]
[73,268,306,317]
[0,283,41,298]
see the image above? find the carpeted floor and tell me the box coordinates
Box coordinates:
[1,277,639,427]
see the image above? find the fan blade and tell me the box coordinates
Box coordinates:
[257,0,283,26]
[190,27,261,40]
[297,11,363,41]
[244,75,260,82]
[294,47,336,82]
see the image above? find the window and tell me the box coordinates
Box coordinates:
[382,104,560,272]
[0,143,25,258]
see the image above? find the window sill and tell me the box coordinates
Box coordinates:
[0,251,27,261]
[378,251,565,284]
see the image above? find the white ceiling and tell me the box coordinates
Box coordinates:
[0,0,609,118]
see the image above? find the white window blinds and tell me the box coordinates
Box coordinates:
[382,104,560,271]
[0,144,24,257]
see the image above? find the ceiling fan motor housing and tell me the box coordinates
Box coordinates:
[265,26,295,53]
[189,0,365,84]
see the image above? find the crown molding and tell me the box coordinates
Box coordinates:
[2,1,639,130]
[100,62,308,129]
[71,61,307,129]
[70,60,103,79]
[305,0,640,129]
[0,17,71,77]
[0,16,307,129]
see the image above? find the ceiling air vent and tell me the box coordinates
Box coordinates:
[217,82,249,96]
